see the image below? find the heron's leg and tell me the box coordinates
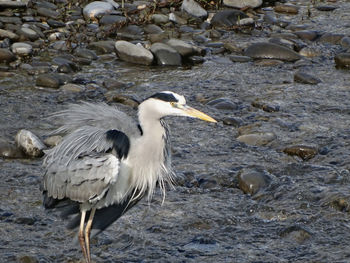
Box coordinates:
[85,208,96,263]
[79,210,89,263]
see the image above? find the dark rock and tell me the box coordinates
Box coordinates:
[237,168,271,195]
[144,24,163,34]
[0,29,18,41]
[186,56,205,64]
[335,53,350,68]
[207,98,238,110]
[294,30,318,41]
[0,141,24,158]
[74,48,98,60]
[17,27,40,41]
[52,57,80,73]
[222,117,243,127]
[104,91,139,108]
[17,255,39,263]
[0,48,15,63]
[103,79,134,90]
[0,1,28,8]
[283,145,318,160]
[251,100,280,112]
[117,25,144,40]
[340,36,350,49]
[316,5,337,11]
[229,55,252,63]
[150,42,181,66]
[100,15,126,26]
[196,174,218,189]
[211,10,248,28]
[166,38,201,57]
[244,42,301,62]
[0,16,21,24]
[47,19,66,28]
[294,71,321,84]
[15,217,36,225]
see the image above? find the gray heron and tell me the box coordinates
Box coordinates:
[42,91,216,263]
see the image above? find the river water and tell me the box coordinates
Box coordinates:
[1,0,350,262]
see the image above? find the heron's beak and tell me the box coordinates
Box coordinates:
[183,106,217,123]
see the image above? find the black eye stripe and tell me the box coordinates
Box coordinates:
[147,93,178,102]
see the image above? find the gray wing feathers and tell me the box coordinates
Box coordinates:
[44,154,119,203]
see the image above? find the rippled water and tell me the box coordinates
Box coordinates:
[1,1,350,263]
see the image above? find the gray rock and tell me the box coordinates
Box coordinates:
[74,48,98,60]
[181,0,207,19]
[15,129,46,158]
[60,83,84,93]
[144,24,164,34]
[318,32,344,44]
[36,73,69,88]
[11,42,32,56]
[237,168,271,195]
[207,98,238,110]
[83,1,115,20]
[0,29,18,40]
[211,10,248,27]
[0,48,15,63]
[294,71,321,84]
[229,55,252,62]
[237,132,276,146]
[150,42,181,66]
[244,42,301,62]
[100,15,126,25]
[115,40,154,65]
[294,30,318,41]
[88,40,116,54]
[47,19,66,28]
[117,25,144,40]
[37,7,60,19]
[335,53,350,68]
[224,0,262,9]
[0,1,28,8]
[169,13,187,25]
[279,225,312,243]
[340,36,350,49]
[0,16,21,24]
[283,145,318,161]
[151,14,169,24]
[166,38,201,57]
[18,27,39,41]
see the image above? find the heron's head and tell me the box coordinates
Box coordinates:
[139,91,217,123]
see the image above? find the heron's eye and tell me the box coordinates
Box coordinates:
[170,102,177,107]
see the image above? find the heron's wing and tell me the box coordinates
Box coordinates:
[44,153,119,204]
[48,102,140,137]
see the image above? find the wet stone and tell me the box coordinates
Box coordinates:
[334,53,350,68]
[15,217,36,225]
[83,1,115,20]
[181,0,207,19]
[196,174,218,189]
[251,100,280,112]
[222,117,243,127]
[150,42,181,66]
[88,40,116,54]
[18,27,39,41]
[340,37,350,49]
[104,91,139,108]
[100,15,126,26]
[0,1,28,9]
[237,132,276,146]
[283,145,318,161]
[274,4,299,14]
[166,38,201,57]
[15,129,46,158]
[117,25,144,40]
[11,42,32,56]
[47,19,66,28]
[151,14,169,24]
[60,83,84,93]
[244,42,301,62]
[115,40,154,65]
[316,5,337,11]
[294,71,321,85]
[74,48,98,60]
[237,168,271,195]
[0,48,15,63]
[36,73,66,89]
[144,24,163,34]
[211,10,248,28]
[229,55,252,63]
[294,30,318,41]
[186,55,205,64]
[0,16,21,24]
[103,79,134,90]
[318,32,344,45]
[223,0,262,8]
[17,255,39,263]
[169,12,187,25]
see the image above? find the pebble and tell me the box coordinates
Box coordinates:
[237,168,271,195]
[36,7,60,19]
[150,42,181,66]
[274,4,299,14]
[299,47,320,57]
[104,91,139,108]
[11,42,32,56]
[181,0,207,19]
[229,55,252,63]
[18,27,39,41]
[83,1,115,21]
[36,73,67,89]
[15,129,46,158]
[88,40,116,54]
[151,14,169,24]
[244,42,301,62]
[318,32,344,45]
[222,117,243,127]
[100,15,126,26]
[210,10,248,27]
[0,48,15,63]
[144,24,164,34]
[0,1,28,9]
[251,100,280,112]
[315,5,337,11]
[340,36,350,49]
[115,40,154,65]
[0,28,18,40]
[294,71,321,84]
[74,48,98,60]
[294,30,318,41]
[223,0,262,9]
[60,83,84,93]
[283,145,318,161]
[166,38,201,57]
[237,132,276,146]
[279,225,312,243]
[334,53,350,68]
